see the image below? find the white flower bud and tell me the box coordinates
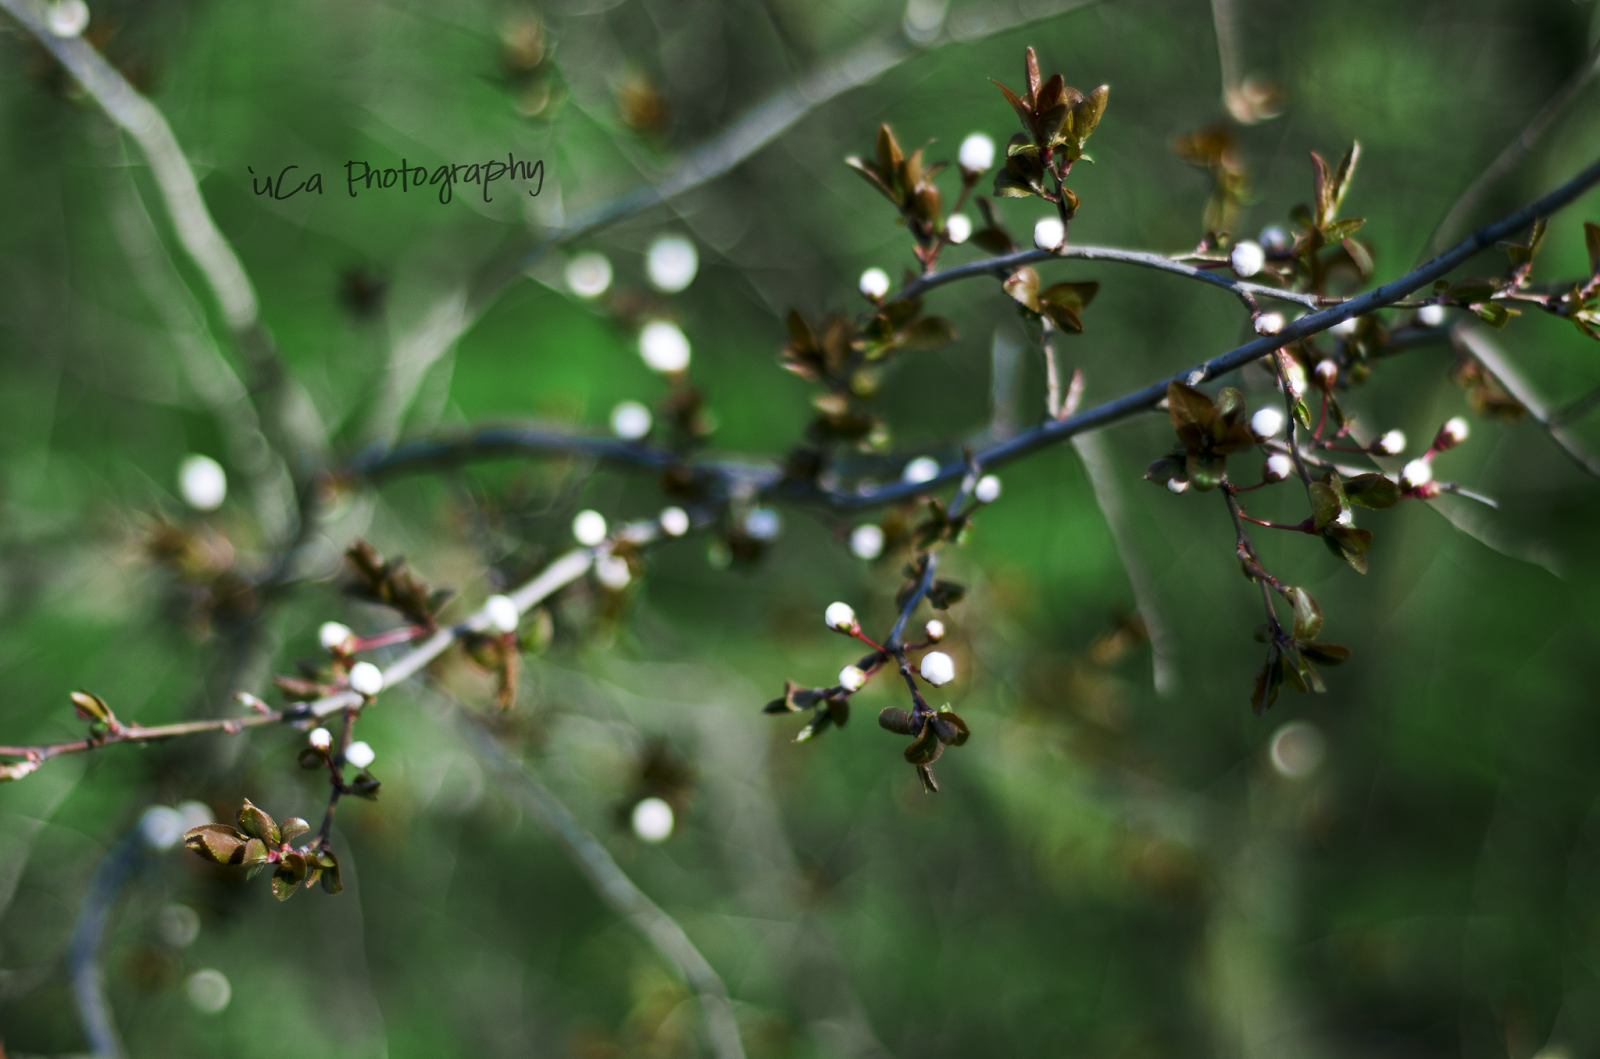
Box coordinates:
[610,401,652,440]
[919,650,955,686]
[485,594,519,634]
[564,252,612,298]
[318,621,353,652]
[839,665,868,692]
[344,740,376,769]
[743,507,781,541]
[1166,477,1190,494]
[178,454,227,511]
[1258,225,1291,254]
[958,133,995,173]
[572,509,608,546]
[638,320,690,373]
[308,727,333,751]
[47,0,89,38]
[924,619,945,642]
[859,267,891,299]
[1417,304,1447,328]
[849,524,885,560]
[1376,429,1406,456]
[902,456,940,484]
[945,214,972,244]
[646,234,698,293]
[1254,312,1285,335]
[1330,316,1359,337]
[825,602,857,631]
[1250,406,1284,439]
[1264,453,1293,481]
[1229,240,1264,278]
[348,662,384,697]
[1400,458,1433,490]
[631,797,674,842]
[595,554,632,589]
[659,506,690,537]
[1314,360,1339,387]
[973,474,1001,503]
[1033,217,1065,251]
[1441,416,1470,446]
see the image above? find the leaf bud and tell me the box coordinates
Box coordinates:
[485,594,519,634]
[348,662,384,697]
[825,602,857,632]
[859,267,891,299]
[973,474,1002,504]
[839,665,868,692]
[1250,406,1284,439]
[919,650,955,686]
[958,133,995,173]
[1229,240,1265,278]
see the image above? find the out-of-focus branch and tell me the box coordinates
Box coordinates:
[67,829,144,1059]
[1451,327,1600,481]
[454,712,747,1059]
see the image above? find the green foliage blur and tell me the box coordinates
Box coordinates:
[4,0,1600,1056]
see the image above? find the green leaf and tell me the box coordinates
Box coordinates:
[270,863,300,901]
[1345,472,1400,509]
[1308,482,1342,529]
[896,316,957,352]
[1003,268,1041,313]
[932,710,970,747]
[183,824,248,865]
[1329,142,1360,218]
[1475,303,1513,328]
[278,817,311,843]
[237,799,280,846]
[904,721,944,766]
[318,850,343,895]
[1251,645,1281,715]
[1167,381,1216,448]
[1185,451,1225,491]
[241,838,270,869]
[1322,525,1373,574]
[1288,587,1322,641]
[1300,642,1352,666]
[878,707,916,735]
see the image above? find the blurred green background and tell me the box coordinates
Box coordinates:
[4,0,1600,1056]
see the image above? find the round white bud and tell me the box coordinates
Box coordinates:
[973,474,1001,504]
[1417,304,1447,328]
[564,252,613,299]
[344,740,376,769]
[572,509,608,546]
[859,267,891,299]
[178,454,227,511]
[631,797,674,842]
[595,554,632,589]
[1033,217,1065,251]
[919,650,955,686]
[849,524,885,560]
[1258,225,1291,254]
[318,621,353,652]
[958,133,995,173]
[1314,360,1339,387]
[485,594,519,634]
[185,969,232,1015]
[902,456,940,484]
[945,214,972,244]
[646,234,698,293]
[825,602,857,632]
[1254,312,1285,336]
[1400,458,1433,490]
[924,619,945,642]
[348,662,384,697]
[659,506,690,537]
[140,805,185,851]
[308,727,333,751]
[1441,416,1470,446]
[1330,316,1359,337]
[1229,240,1265,278]
[1376,429,1406,456]
[638,320,691,374]
[839,665,868,692]
[610,401,652,440]
[47,0,89,38]
[1166,477,1190,494]
[744,507,781,541]
[1264,454,1293,481]
[1250,406,1284,440]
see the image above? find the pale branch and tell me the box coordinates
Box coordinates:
[1451,326,1600,481]
[67,829,144,1059]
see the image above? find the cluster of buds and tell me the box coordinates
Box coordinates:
[183,799,342,901]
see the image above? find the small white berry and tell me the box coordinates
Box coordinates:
[659,506,690,537]
[178,454,227,511]
[958,133,995,173]
[1376,429,1406,456]
[631,797,674,842]
[308,728,333,752]
[572,509,608,546]
[1400,458,1433,490]
[839,665,868,692]
[1166,477,1190,494]
[318,621,353,653]
[595,554,632,589]
[1417,304,1447,328]
[1330,316,1359,337]
[638,320,690,374]
[344,740,376,769]
[348,662,384,697]
[1229,240,1265,278]
[1258,225,1291,254]
[1441,416,1470,446]
[924,619,945,642]
[1254,312,1285,336]
[902,456,940,484]
[859,267,891,299]
[825,602,857,632]
[1264,453,1293,481]
[646,234,698,293]
[47,0,89,38]
[1314,360,1339,387]
[945,214,972,244]
[610,401,652,440]
[973,474,1001,504]
[743,507,781,541]
[564,252,612,298]
[485,594,519,634]
[849,524,885,560]
[1250,407,1284,440]
[1033,217,1065,251]
[919,650,955,686]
